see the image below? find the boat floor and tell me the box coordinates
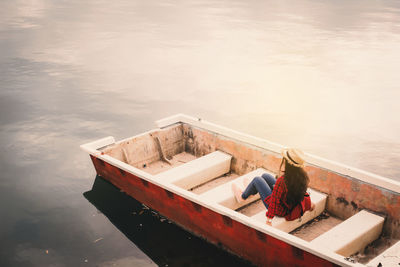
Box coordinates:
[351,236,399,264]
[290,212,343,241]
[238,201,345,242]
[139,152,197,175]
[237,199,265,216]
[190,172,240,194]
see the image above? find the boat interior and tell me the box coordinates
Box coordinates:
[101,123,400,265]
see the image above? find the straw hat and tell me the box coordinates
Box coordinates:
[281,148,306,168]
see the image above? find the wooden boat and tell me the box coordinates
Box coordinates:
[81,114,400,267]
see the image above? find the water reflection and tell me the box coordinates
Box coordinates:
[84,176,255,267]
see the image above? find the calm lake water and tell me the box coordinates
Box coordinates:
[1,0,400,266]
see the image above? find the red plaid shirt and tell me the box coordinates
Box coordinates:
[265,176,292,219]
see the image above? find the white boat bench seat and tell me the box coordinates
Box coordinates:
[154,151,232,190]
[251,188,327,233]
[199,168,270,210]
[367,240,400,267]
[311,210,384,257]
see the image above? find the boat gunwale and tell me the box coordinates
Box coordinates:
[80,121,366,267]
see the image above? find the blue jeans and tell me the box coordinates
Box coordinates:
[242,173,276,209]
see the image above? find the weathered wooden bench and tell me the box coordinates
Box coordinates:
[155,151,232,190]
[310,210,385,257]
[251,188,327,233]
[199,167,327,233]
[199,168,267,209]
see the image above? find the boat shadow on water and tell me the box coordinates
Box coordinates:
[83,175,255,267]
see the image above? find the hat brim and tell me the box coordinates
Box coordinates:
[281,149,305,168]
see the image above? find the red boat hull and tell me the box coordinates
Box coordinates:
[90,155,339,267]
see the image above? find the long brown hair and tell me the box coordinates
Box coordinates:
[281,159,309,207]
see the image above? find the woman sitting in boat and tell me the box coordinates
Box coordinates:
[232,148,315,225]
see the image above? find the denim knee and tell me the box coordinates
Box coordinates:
[261,173,274,180]
[253,176,263,184]
[261,173,276,189]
